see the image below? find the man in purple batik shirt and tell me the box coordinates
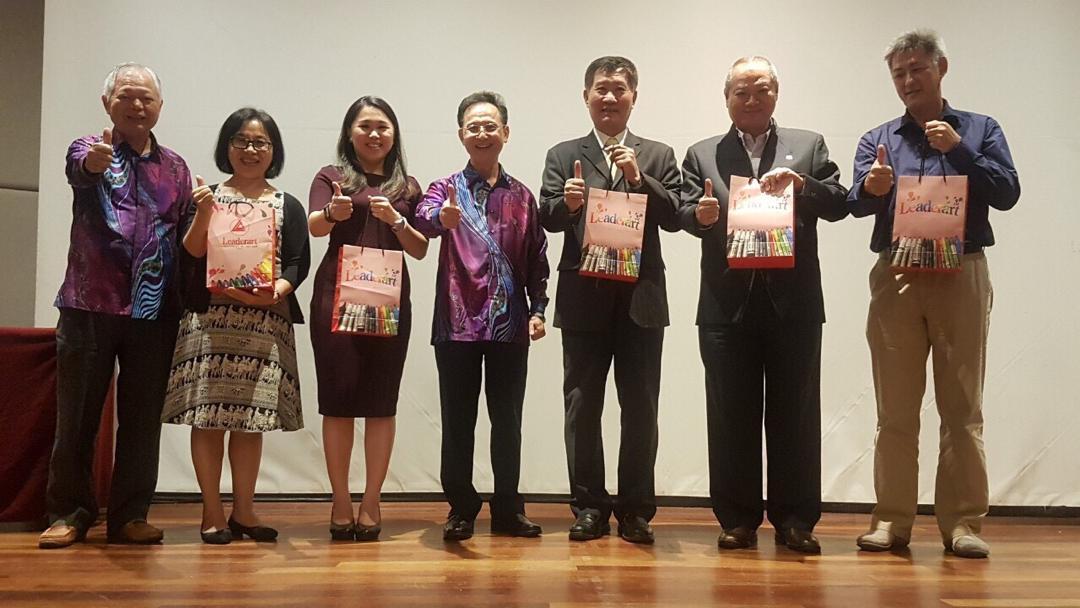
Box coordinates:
[39,63,192,549]
[414,91,549,542]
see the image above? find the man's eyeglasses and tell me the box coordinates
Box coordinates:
[462,123,501,136]
[229,136,273,152]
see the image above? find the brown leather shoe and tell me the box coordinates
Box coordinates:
[38,522,86,549]
[107,520,164,544]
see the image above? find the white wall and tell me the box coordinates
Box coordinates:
[33,0,1080,505]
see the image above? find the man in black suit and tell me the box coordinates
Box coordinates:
[539,56,681,544]
[678,56,848,553]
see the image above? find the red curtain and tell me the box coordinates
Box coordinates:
[0,327,114,526]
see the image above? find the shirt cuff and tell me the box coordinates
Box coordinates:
[529,300,548,319]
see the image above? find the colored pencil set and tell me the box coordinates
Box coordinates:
[726,228,794,259]
[335,302,400,336]
[209,259,274,291]
[889,236,964,270]
[580,244,642,280]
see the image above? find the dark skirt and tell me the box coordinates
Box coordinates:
[309,263,410,418]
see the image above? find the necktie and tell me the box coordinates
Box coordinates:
[604,136,620,181]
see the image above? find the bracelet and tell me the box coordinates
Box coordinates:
[323,203,340,224]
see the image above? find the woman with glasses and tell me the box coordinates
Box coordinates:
[307,96,428,541]
[161,107,310,544]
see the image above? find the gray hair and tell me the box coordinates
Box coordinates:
[884,29,948,65]
[723,56,779,97]
[102,62,162,98]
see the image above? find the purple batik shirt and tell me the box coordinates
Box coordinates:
[415,164,549,344]
[55,133,192,320]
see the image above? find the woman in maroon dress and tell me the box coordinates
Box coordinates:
[307,96,427,541]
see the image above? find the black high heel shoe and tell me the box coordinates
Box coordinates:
[354,522,381,542]
[354,504,381,542]
[201,527,232,545]
[227,516,278,542]
[330,508,356,541]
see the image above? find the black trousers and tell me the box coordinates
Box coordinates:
[47,308,178,534]
[434,341,529,521]
[698,285,822,532]
[562,323,663,522]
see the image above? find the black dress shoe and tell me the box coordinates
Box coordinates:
[200,527,232,545]
[228,517,278,542]
[491,513,542,538]
[717,526,757,549]
[617,515,655,544]
[568,511,610,541]
[443,516,474,541]
[775,527,821,554]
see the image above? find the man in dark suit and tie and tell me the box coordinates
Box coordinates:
[678,56,848,553]
[539,56,681,544]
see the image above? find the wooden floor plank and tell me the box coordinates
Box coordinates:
[1,503,1078,607]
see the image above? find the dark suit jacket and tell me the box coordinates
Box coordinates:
[540,131,681,330]
[678,124,848,326]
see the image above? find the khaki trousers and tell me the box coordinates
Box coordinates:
[866,251,992,541]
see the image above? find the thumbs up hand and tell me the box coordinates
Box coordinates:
[563,159,586,213]
[84,128,114,174]
[439,182,462,230]
[192,174,215,215]
[695,177,720,227]
[325,181,354,222]
[863,144,894,197]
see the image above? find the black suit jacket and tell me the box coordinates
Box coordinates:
[540,131,681,330]
[678,124,848,325]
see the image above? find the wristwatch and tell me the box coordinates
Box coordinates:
[391,216,407,233]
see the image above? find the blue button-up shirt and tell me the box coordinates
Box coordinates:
[847,102,1020,252]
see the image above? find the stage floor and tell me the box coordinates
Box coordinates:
[2,503,1079,607]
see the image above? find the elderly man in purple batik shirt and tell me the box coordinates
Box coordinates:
[39,63,192,549]
[414,91,549,542]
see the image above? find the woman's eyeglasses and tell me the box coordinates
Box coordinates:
[229,136,273,152]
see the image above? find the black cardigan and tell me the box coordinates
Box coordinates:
[179,187,311,323]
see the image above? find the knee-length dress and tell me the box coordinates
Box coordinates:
[308,166,419,418]
[162,188,311,432]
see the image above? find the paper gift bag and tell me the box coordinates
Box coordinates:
[332,244,403,337]
[579,187,646,282]
[206,197,277,292]
[890,175,968,272]
[725,176,795,269]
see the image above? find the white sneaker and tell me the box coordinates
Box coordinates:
[856,528,910,552]
[947,534,990,558]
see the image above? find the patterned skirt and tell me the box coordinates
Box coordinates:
[162,299,303,432]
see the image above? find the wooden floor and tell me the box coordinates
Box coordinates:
[2,503,1079,607]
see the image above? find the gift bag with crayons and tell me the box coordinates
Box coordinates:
[332,244,403,337]
[890,175,968,272]
[206,195,277,292]
[725,175,795,269]
[579,187,646,282]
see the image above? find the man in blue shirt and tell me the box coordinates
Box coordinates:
[848,30,1020,558]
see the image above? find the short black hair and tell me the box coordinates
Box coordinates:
[214,107,285,178]
[584,56,638,91]
[456,91,508,127]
